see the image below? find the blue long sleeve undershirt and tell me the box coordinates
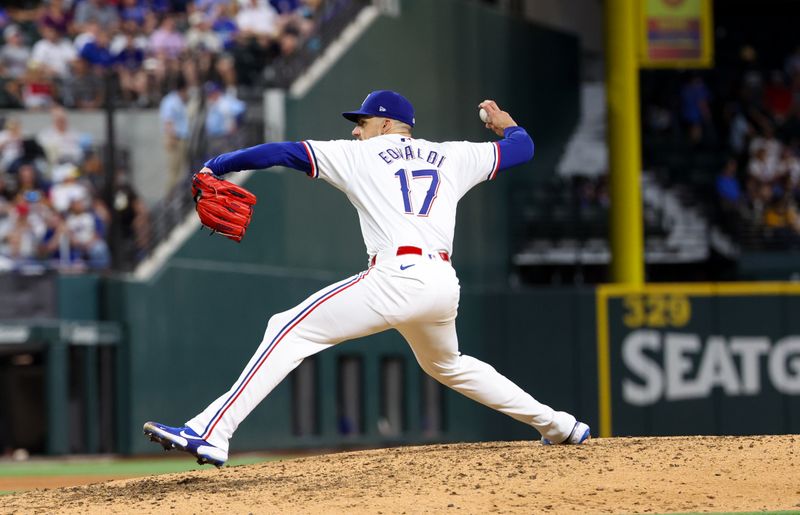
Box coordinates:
[497,126,535,171]
[204,141,313,176]
[203,126,534,176]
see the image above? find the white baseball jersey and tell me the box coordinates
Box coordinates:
[302,135,500,257]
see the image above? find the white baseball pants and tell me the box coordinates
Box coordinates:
[186,252,577,450]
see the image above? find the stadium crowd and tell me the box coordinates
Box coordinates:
[0,0,320,109]
[0,107,148,272]
[712,45,800,248]
[0,0,334,272]
[643,44,800,250]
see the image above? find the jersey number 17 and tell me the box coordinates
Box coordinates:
[394,168,440,217]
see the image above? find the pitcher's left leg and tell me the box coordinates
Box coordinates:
[186,270,388,451]
[398,320,579,443]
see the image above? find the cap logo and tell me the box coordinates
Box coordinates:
[378,106,386,112]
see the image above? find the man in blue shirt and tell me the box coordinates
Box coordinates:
[159,77,190,190]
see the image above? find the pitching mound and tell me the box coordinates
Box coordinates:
[3,435,799,514]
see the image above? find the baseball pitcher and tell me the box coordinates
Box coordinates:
[144,90,590,466]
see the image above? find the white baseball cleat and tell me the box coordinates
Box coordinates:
[541,421,591,445]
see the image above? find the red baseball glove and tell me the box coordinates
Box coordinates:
[191,173,257,242]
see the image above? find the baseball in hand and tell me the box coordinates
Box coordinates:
[479,108,490,123]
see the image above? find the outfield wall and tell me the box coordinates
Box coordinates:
[21,278,800,455]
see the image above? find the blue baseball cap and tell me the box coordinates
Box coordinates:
[342,90,415,127]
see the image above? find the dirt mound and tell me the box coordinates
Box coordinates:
[3,435,799,514]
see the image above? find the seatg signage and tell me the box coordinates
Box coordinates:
[621,331,800,406]
[598,285,800,437]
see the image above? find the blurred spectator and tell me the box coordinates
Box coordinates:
[113,34,149,106]
[119,0,149,27]
[0,118,24,173]
[680,74,714,145]
[186,12,223,53]
[747,146,776,207]
[763,196,800,248]
[73,19,99,53]
[0,25,32,81]
[159,76,190,190]
[30,25,77,80]
[63,57,105,109]
[64,196,110,269]
[111,19,149,55]
[272,0,314,39]
[204,81,245,156]
[717,158,744,208]
[38,204,68,265]
[763,71,792,123]
[150,15,186,61]
[214,54,238,93]
[749,125,782,169]
[39,0,74,37]
[49,162,90,213]
[0,202,41,262]
[79,28,115,70]
[81,151,106,194]
[211,3,239,51]
[236,0,280,37]
[12,162,46,199]
[278,24,300,57]
[5,137,47,178]
[715,157,749,232]
[36,106,84,168]
[727,106,753,157]
[113,171,149,262]
[18,63,57,109]
[73,0,120,33]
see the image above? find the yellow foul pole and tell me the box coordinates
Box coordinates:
[605,0,644,285]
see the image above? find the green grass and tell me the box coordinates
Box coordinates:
[0,454,289,477]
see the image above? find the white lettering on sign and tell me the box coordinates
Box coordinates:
[621,330,800,406]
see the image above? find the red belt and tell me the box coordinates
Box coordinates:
[370,246,450,266]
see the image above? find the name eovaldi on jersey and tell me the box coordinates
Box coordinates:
[376,139,448,168]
